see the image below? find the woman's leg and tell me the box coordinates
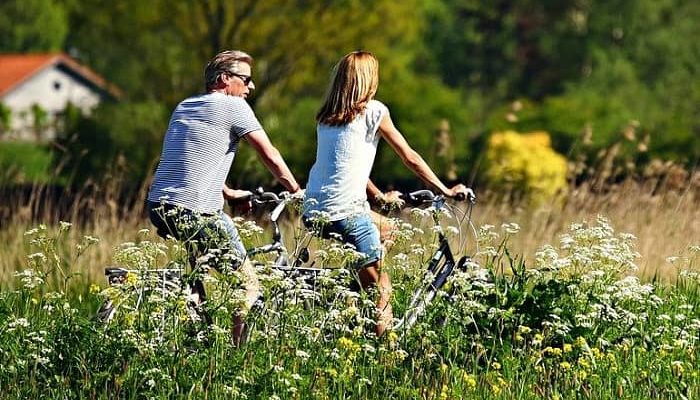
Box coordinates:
[370,210,398,251]
[357,262,393,336]
[338,214,393,336]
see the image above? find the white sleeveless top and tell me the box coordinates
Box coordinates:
[304,99,388,221]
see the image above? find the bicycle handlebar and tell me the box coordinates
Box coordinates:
[251,189,285,206]
[228,187,291,208]
[240,187,477,210]
[400,188,476,206]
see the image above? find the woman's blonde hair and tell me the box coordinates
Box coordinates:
[316,51,379,126]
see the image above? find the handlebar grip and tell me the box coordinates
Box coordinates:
[257,192,280,201]
[453,189,476,203]
[400,190,437,205]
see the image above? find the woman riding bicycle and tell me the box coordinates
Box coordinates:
[303,50,471,336]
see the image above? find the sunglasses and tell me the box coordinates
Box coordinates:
[228,72,253,86]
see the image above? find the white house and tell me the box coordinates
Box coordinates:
[0,53,121,141]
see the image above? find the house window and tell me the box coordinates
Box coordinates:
[53,81,62,91]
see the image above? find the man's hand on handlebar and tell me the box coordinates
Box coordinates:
[378,190,405,209]
[225,188,254,214]
[289,188,305,201]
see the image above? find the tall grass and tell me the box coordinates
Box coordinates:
[481,178,699,281]
[0,172,150,288]
[1,195,698,399]
[2,171,698,288]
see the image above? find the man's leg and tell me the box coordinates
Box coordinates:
[231,258,261,345]
[218,211,261,346]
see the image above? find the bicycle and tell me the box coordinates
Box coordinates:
[96,187,478,340]
[241,188,479,336]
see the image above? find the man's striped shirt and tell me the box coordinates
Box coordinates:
[148,92,262,213]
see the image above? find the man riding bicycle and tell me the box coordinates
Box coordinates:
[147,50,302,345]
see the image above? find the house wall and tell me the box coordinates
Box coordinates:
[2,65,103,140]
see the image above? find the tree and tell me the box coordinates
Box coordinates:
[0,0,68,52]
[422,0,699,164]
[63,0,426,107]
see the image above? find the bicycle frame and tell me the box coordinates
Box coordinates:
[391,191,474,332]
[99,266,208,329]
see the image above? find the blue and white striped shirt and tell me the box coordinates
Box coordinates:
[148,92,262,213]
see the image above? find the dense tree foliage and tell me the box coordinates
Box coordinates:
[0,0,696,189]
[0,0,68,52]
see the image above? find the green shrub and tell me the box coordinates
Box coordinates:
[0,141,53,184]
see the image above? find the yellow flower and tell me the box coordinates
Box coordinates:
[439,384,449,400]
[577,357,590,369]
[338,337,354,350]
[544,346,562,357]
[89,284,101,294]
[485,130,567,204]
[461,371,477,390]
[575,337,588,348]
[490,384,501,396]
[560,361,572,370]
[491,361,501,370]
[563,344,573,353]
[388,331,399,344]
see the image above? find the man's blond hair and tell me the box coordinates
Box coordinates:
[204,50,253,91]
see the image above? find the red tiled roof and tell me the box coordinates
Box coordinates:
[0,53,122,99]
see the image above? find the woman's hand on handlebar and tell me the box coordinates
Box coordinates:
[446,184,476,203]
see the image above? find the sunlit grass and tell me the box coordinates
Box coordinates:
[0,174,698,398]
[1,188,699,398]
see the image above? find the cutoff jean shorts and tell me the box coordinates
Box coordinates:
[303,212,382,269]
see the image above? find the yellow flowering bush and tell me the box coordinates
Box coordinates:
[484,130,568,204]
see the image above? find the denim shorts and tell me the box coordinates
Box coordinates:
[147,201,247,265]
[303,212,382,269]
